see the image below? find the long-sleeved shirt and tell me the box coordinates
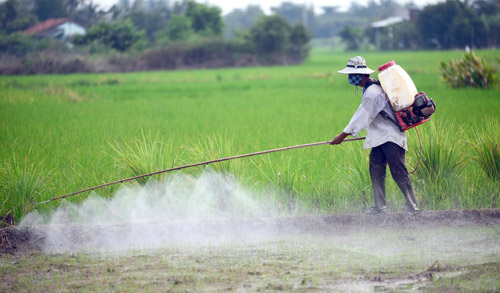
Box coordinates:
[343,82,408,151]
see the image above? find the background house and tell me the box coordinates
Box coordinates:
[23,18,85,42]
[370,5,422,50]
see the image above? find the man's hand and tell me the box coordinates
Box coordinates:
[330,132,349,145]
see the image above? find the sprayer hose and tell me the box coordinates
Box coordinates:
[409,127,423,175]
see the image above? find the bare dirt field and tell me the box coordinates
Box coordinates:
[1,209,500,291]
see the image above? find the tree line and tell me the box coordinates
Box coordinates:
[227,0,499,50]
[352,0,500,50]
[0,0,498,74]
[0,0,309,72]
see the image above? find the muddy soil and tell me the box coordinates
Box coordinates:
[1,209,499,291]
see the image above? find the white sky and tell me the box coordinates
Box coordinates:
[206,0,445,14]
[95,0,446,14]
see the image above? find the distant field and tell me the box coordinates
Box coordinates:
[1,49,499,221]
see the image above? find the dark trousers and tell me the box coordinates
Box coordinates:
[369,142,418,211]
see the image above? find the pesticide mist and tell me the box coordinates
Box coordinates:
[20,171,284,253]
[13,171,500,291]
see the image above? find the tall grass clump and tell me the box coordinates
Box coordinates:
[183,132,246,179]
[109,130,178,185]
[471,120,500,182]
[469,119,500,207]
[0,148,51,225]
[252,153,309,213]
[336,143,372,211]
[411,122,465,209]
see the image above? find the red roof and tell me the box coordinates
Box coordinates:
[24,18,70,35]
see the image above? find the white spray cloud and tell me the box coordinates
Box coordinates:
[20,171,282,253]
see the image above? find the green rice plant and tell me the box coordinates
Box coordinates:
[0,148,51,225]
[252,153,308,212]
[183,132,246,179]
[414,122,464,179]
[411,121,465,207]
[471,119,500,182]
[337,143,372,210]
[440,51,498,88]
[109,130,178,185]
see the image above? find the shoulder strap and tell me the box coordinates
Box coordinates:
[363,78,381,91]
[364,78,403,131]
[380,104,403,131]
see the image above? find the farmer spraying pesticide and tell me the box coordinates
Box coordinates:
[330,56,419,214]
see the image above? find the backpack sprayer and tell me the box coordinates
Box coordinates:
[375,60,437,175]
[37,137,365,207]
[378,60,436,131]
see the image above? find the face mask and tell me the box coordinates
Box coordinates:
[348,74,363,86]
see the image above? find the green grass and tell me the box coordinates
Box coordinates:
[471,119,500,182]
[0,147,52,224]
[1,49,499,222]
[109,130,178,184]
[183,131,245,178]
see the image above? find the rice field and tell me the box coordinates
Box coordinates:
[1,49,500,292]
[1,48,499,222]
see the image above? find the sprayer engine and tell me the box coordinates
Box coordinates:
[393,92,436,131]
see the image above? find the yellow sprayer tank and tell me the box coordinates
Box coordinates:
[377,61,418,111]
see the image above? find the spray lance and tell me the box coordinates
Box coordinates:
[36,137,366,207]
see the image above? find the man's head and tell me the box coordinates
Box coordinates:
[338,56,375,87]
